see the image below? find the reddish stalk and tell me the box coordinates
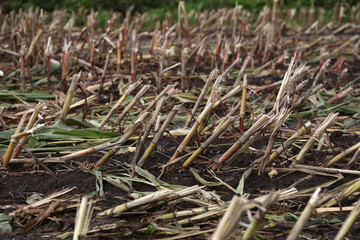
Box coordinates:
[60,40,72,92]
[219,114,271,164]
[12,29,18,51]
[183,116,236,169]
[75,27,87,47]
[214,32,223,68]
[254,80,282,93]
[149,21,160,55]
[120,24,126,59]
[99,49,112,96]
[196,36,208,64]
[156,20,168,92]
[335,68,348,89]
[131,45,138,96]
[326,86,352,105]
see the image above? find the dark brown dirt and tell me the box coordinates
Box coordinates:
[2,133,358,205]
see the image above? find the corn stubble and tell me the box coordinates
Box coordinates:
[1,1,360,239]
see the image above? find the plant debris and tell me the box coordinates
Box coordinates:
[1,2,360,239]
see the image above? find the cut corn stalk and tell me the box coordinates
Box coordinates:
[2,111,28,167]
[59,72,81,121]
[144,84,175,113]
[239,74,248,133]
[219,114,271,164]
[98,49,113,96]
[167,103,214,165]
[286,188,323,240]
[312,59,330,88]
[213,85,242,109]
[181,47,187,93]
[123,84,177,134]
[243,191,279,240]
[97,185,202,216]
[210,100,241,133]
[212,196,247,240]
[98,80,141,130]
[274,55,296,112]
[95,112,150,167]
[12,104,44,159]
[258,108,291,174]
[292,112,338,165]
[267,121,312,166]
[138,105,182,167]
[325,141,360,167]
[60,39,72,91]
[183,116,236,169]
[117,84,150,124]
[73,196,94,240]
[326,86,353,105]
[233,55,251,87]
[322,178,360,207]
[132,97,166,164]
[156,205,222,221]
[185,69,218,128]
[177,207,226,226]
[334,199,360,240]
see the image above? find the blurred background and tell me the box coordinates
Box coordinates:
[1,0,358,14]
[0,0,358,30]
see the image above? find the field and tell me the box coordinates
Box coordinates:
[1,2,360,239]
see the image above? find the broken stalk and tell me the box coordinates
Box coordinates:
[183,116,236,169]
[132,97,166,165]
[219,114,271,164]
[137,105,182,167]
[117,84,150,125]
[185,69,218,128]
[267,121,312,166]
[95,113,150,167]
[167,103,214,165]
[12,104,44,159]
[325,141,360,167]
[2,111,28,167]
[292,112,338,165]
[98,80,142,130]
[99,49,112,96]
